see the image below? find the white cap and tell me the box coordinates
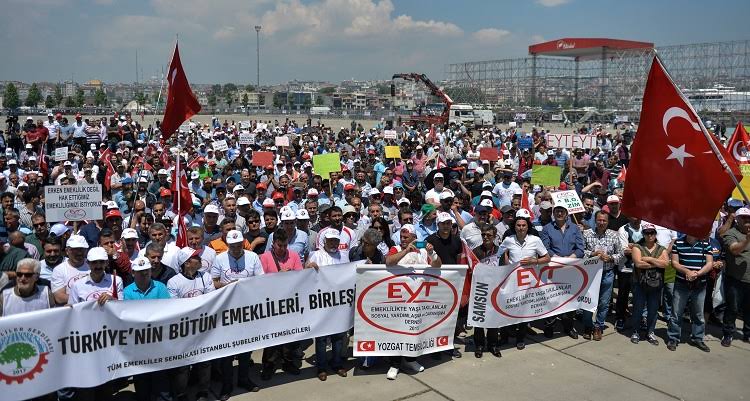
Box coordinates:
[607,195,621,203]
[481,190,493,198]
[50,223,71,237]
[434,172,444,179]
[383,186,394,195]
[105,201,118,210]
[475,167,485,175]
[480,199,494,208]
[439,191,454,200]
[25,144,32,149]
[158,169,168,175]
[262,198,275,207]
[29,156,37,161]
[307,188,319,197]
[122,228,139,239]
[369,188,381,196]
[736,207,750,217]
[234,184,244,192]
[86,247,109,262]
[323,230,341,240]
[236,196,250,206]
[226,230,244,244]
[204,204,220,214]
[191,171,200,179]
[176,247,201,267]
[132,256,151,271]
[280,208,296,221]
[8,159,17,165]
[67,235,89,249]
[296,209,310,220]
[397,197,411,206]
[516,208,532,219]
[436,212,454,224]
[400,224,416,234]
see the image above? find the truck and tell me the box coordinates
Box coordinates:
[449,104,475,126]
[473,109,494,127]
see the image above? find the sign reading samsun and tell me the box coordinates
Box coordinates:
[353,265,466,357]
[469,257,602,328]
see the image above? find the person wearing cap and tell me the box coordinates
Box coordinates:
[500,209,552,349]
[461,202,495,250]
[582,211,624,341]
[424,172,447,204]
[539,204,585,339]
[416,204,438,242]
[265,207,309,261]
[43,112,61,151]
[72,112,89,148]
[305,228,350,381]
[628,223,668,346]
[720,207,750,347]
[50,235,90,305]
[613,216,643,332]
[122,228,141,261]
[0,258,55,317]
[67,246,123,306]
[316,206,354,252]
[149,169,171,195]
[605,195,628,230]
[533,201,554,232]
[492,168,521,208]
[211,229,263,396]
[219,196,248,234]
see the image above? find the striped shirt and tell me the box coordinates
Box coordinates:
[672,238,711,282]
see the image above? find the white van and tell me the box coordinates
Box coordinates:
[449,104,475,126]
[474,109,494,127]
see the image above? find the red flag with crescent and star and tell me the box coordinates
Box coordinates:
[160,41,201,142]
[726,122,750,165]
[622,56,741,237]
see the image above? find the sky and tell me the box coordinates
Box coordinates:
[1,0,748,85]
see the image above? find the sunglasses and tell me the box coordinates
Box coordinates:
[248,220,260,224]
[16,272,36,278]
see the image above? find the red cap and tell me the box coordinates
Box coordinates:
[272,192,285,200]
[75,113,82,118]
[368,149,376,155]
[105,209,122,220]
[160,188,172,197]
[256,182,267,190]
[344,183,355,191]
[265,164,274,170]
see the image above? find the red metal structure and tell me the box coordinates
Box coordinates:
[391,73,453,127]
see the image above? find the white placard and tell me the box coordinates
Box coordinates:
[239,120,251,129]
[212,140,229,152]
[508,121,517,128]
[353,265,467,357]
[54,146,68,162]
[546,134,597,149]
[551,190,585,214]
[551,114,563,121]
[275,136,290,147]
[239,132,255,145]
[383,130,397,139]
[44,184,103,222]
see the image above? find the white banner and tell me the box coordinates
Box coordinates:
[239,132,255,145]
[469,257,602,328]
[54,147,68,162]
[551,114,563,121]
[44,184,103,222]
[212,140,229,152]
[275,135,290,147]
[551,190,585,214]
[546,134,597,149]
[0,264,357,400]
[353,265,467,357]
[383,130,397,139]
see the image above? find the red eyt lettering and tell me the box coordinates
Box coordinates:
[386,282,439,302]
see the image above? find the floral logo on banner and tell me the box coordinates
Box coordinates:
[0,328,53,384]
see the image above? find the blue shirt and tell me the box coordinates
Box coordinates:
[124,280,171,300]
[540,221,585,258]
[416,220,437,242]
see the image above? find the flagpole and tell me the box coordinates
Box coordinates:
[654,53,750,204]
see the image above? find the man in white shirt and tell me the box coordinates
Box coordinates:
[316,206,355,252]
[492,171,521,207]
[51,235,90,305]
[168,247,214,298]
[68,247,123,305]
[43,113,61,151]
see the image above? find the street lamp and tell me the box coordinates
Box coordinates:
[254,25,261,92]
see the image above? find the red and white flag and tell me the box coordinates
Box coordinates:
[726,121,750,165]
[160,42,201,142]
[616,165,627,183]
[622,56,741,237]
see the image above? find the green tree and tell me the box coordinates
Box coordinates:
[45,95,55,108]
[272,92,284,109]
[225,92,233,110]
[53,84,64,106]
[318,87,335,95]
[3,83,21,109]
[0,342,37,369]
[134,92,145,106]
[207,93,217,108]
[315,96,324,106]
[74,88,85,107]
[211,84,222,95]
[245,84,255,92]
[24,83,42,107]
[242,93,249,109]
[223,83,237,95]
[94,88,107,106]
[64,96,75,107]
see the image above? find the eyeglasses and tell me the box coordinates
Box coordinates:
[248,220,260,224]
[644,232,657,236]
[16,272,36,278]
[402,218,414,223]
[33,222,47,227]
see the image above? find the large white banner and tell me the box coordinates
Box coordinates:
[353,265,467,357]
[0,264,357,401]
[44,184,103,222]
[469,257,603,328]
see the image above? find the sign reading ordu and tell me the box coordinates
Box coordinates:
[44,184,103,222]
[469,257,603,328]
[354,265,467,357]
[546,134,596,149]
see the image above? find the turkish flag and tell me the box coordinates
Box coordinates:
[617,165,627,183]
[726,122,750,164]
[100,149,115,191]
[622,56,741,237]
[160,42,201,142]
[171,157,192,216]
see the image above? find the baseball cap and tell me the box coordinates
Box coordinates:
[474,204,490,213]
[280,208,296,221]
[539,201,553,210]
[28,156,37,162]
[121,177,133,185]
[67,235,89,249]
[400,224,416,234]
[728,199,744,208]
[176,247,201,266]
[234,184,245,192]
[481,190,493,198]
[50,223,71,237]
[475,167,485,175]
[296,209,310,220]
[256,182,268,190]
[323,230,341,240]
[272,192,285,200]
[369,188,381,196]
[516,209,532,219]
[8,159,17,165]
[480,199,494,208]
[226,230,244,244]
[236,196,250,206]
[344,183,356,191]
[607,195,620,204]
[500,205,514,214]
[121,228,138,239]
[160,188,172,197]
[383,186,394,195]
[104,200,118,210]
[204,204,220,214]
[190,171,200,180]
[105,209,122,220]
[158,169,168,175]
[434,172,444,179]
[397,197,411,206]
[132,257,152,271]
[262,198,275,207]
[307,188,318,197]
[641,223,657,232]
[436,212,454,224]
[87,247,109,262]
[439,191,454,201]
[736,207,750,217]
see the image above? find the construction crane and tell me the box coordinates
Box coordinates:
[391,73,453,128]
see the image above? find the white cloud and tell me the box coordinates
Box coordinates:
[213,26,237,40]
[536,0,571,7]
[473,28,511,44]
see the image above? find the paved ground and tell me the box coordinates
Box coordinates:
[111,317,747,401]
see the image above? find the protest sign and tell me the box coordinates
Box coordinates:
[550,190,585,214]
[251,151,274,167]
[54,146,68,162]
[44,184,103,222]
[275,135,290,147]
[239,121,251,129]
[479,147,499,162]
[531,165,561,187]
[384,130,397,139]
[546,134,596,149]
[385,146,401,159]
[733,164,750,199]
[212,140,228,152]
[0,265,357,400]
[353,265,467,357]
[313,153,341,176]
[514,113,527,121]
[551,114,564,121]
[509,121,517,128]
[239,132,255,145]
[469,257,603,328]
[517,137,533,150]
